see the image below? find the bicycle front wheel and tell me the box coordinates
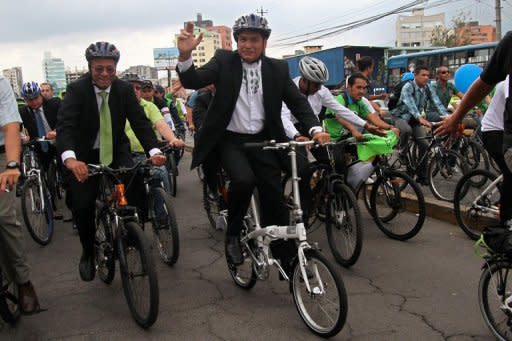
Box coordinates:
[370,170,426,241]
[291,249,347,338]
[165,154,178,197]
[326,182,363,267]
[454,169,500,240]
[95,208,116,284]
[479,262,512,340]
[0,270,20,325]
[428,150,467,202]
[118,221,159,329]
[21,178,54,246]
[152,188,180,266]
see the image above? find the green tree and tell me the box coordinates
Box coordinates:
[430,11,472,47]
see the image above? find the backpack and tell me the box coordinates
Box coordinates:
[387,80,413,111]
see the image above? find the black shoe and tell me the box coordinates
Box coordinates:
[53,210,63,220]
[79,252,95,282]
[225,236,243,265]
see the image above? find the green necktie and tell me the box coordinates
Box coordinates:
[99,91,113,165]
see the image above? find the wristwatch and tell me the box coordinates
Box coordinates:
[6,161,19,170]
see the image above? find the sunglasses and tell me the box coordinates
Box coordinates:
[440,71,450,74]
[93,66,116,74]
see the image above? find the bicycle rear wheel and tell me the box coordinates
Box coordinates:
[370,170,426,241]
[454,169,500,240]
[118,221,159,329]
[95,208,116,284]
[21,178,54,246]
[479,261,512,340]
[0,270,20,325]
[152,188,180,266]
[326,182,363,267]
[291,249,347,338]
[461,139,490,172]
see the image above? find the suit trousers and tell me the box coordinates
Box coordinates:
[0,154,30,284]
[219,132,296,266]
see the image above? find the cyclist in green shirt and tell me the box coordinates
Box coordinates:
[324,73,399,141]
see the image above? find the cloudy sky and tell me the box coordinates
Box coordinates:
[1,0,510,82]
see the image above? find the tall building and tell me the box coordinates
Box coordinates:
[2,67,23,97]
[184,13,233,51]
[396,8,445,47]
[456,21,497,45]
[65,68,87,84]
[121,65,158,82]
[42,52,67,95]
[175,26,222,67]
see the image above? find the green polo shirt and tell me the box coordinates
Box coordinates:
[125,98,163,153]
[324,92,370,140]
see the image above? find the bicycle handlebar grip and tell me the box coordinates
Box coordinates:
[243,140,274,149]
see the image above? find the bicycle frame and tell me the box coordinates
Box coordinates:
[240,140,321,294]
[23,146,47,213]
[468,174,503,217]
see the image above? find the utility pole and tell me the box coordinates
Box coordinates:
[496,0,502,40]
[256,6,268,17]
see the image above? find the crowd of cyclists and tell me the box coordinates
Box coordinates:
[0,11,511,338]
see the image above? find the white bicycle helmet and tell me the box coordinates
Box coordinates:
[299,56,329,84]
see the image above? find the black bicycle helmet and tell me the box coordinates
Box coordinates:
[232,14,271,41]
[120,73,142,83]
[85,41,120,63]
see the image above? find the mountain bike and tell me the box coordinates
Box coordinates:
[90,162,159,329]
[227,140,348,338]
[19,138,54,246]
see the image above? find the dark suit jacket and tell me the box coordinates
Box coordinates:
[56,73,159,166]
[19,97,60,139]
[178,49,319,169]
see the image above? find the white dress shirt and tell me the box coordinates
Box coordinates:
[281,77,367,139]
[481,76,507,132]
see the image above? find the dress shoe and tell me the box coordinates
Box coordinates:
[18,281,41,315]
[53,209,63,220]
[225,236,243,265]
[79,252,95,282]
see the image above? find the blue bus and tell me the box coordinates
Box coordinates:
[386,42,498,88]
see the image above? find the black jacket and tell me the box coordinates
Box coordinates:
[19,97,60,139]
[56,74,159,165]
[178,49,319,169]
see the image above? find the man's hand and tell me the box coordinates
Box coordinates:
[46,130,57,140]
[391,126,400,137]
[0,168,20,192]
[21,130,30,144]
[365,123,386,136]
[169,138,185,148]
[177,22,203,61]
[312,132,330,145]
[65,158,89,183]
[294,135,310,142]
[352,130,364,141]
[418,116,432,128]
[150,154,167,166]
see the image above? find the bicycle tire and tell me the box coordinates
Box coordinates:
[95,207,116,284]
[0,271,20,325]
[290,249,347,338]
[461,139,490,173]
[166,154,178,197]
[47,160,64,201]
[326,182,363,267]
[118,221,159,329]
[21,178,54,246]
[202,179,224,229]
[428,150,468,202]
[370,169,426,241]
[152,188,180,266]
[454,169,500,240]
[478,261,512,340]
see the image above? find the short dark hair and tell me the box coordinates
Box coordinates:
[357,56,374,72]
[40,82,53,90]
[347,72,368,86]
[414,65,429,75]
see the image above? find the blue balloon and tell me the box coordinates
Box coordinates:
[401,72,414,81]
[454,64,482,93]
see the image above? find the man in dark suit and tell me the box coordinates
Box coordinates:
[176,14,329,271]
[56,42,165,282]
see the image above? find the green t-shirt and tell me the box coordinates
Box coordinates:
[432,82,459,108]
[125,98,163,153]
[324,93,370,140]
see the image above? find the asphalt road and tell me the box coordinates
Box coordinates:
[0,152,497,340]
